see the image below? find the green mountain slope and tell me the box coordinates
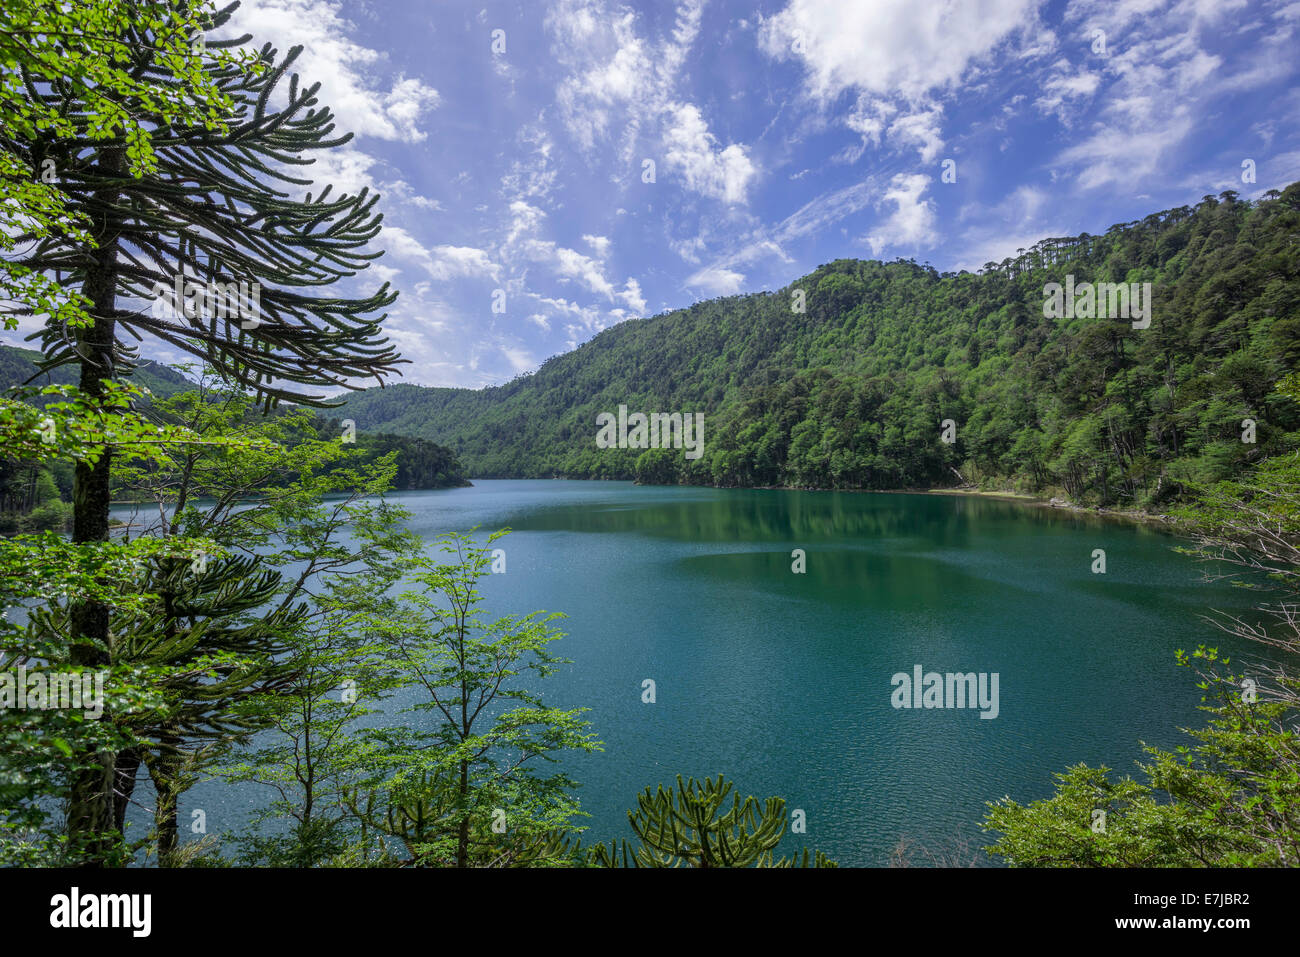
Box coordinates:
[0,342,196,399]
[345,185,1299,506]
[0,346,470,523]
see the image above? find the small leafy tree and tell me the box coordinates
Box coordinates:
[347,529,601,867]
[216,487,421,868]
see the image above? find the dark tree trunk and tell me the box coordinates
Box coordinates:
[148,725,183,866]
[112,748,142,834]
[457,759,469,868]
[65,145,124,866]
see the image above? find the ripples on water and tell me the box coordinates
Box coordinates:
[117,480,1281,866]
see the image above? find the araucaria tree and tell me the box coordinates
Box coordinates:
[589,774,837,868]
[7,1,403,862]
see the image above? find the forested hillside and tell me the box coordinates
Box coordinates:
[0,346,201,529]
[343,185,1300,507]
[0,342,195,398]
[0,347,469,530]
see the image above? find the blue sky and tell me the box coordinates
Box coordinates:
[39,0,1300,388]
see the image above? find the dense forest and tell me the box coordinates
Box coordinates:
[0,343,196,398]
[316,420,471,491]
[343,184,1300,508]
[0,345,470,530]
[0,346,195,530]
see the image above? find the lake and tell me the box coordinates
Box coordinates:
[121,479,1278,866]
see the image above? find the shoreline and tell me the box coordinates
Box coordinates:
[629,478,1180,531]
[908,486,1176,529]
[355,475,1186,533]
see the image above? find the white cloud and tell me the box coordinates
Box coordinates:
[374,286,498,389]
[520,293,633,350]
[297,147,381,197]
[1048,0,1292,190]
[863,174,937,255]
[887,108,946,163]
[662,104,758,204]
[672,179,871,297]
[427,246,500,282]
[1033,60,1102,123]
[952,186,1067,272]
[686,265,746,296]
[507,201,547,245]
[546,0,758,204]
[1057,111,1195,190]
[759,0,1040,103]
[778,180,877,241]
[381,77,442,140]
[620,278,646,314]
[534,295,590,318]
[501,345,538,374]
[552,244,616,298]
[845,98,893,153]
[226,0,439,143]
[758,0,1042,173]
[550,2,653,151]
[369,263,401,285]
[384,226,500,283]
[670,235,706,263]
[583,234,612,258]
[493,129,645,322]
[516,239,644,312]
[501,124,560,205]
[384,178,443,212]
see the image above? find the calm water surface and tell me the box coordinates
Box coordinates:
[118,479,1278,865]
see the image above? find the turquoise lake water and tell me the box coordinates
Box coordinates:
[117,479,1281,865]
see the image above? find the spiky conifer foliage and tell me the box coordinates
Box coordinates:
[7,1,404,861]
[16,7,402,398]
[589,774,837,867]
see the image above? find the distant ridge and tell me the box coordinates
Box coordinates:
[0,341,196,399]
